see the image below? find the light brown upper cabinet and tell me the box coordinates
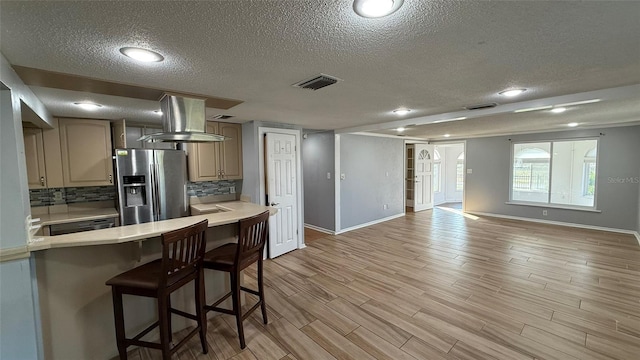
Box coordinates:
[59,118,114,187]
[187,122,242,182]
[23,127,47,189]
[218,122,242,179]
[22,120,64,189]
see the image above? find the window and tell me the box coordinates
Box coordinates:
[583,148,596,196]
[456,152,464,191]
[511,139,598,208]
[433,149,441,192]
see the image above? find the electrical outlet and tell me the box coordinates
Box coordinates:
[385,171,389,177]
[467,168,473,174]
[383,204,388,210]
[230,186,236,194]
[327,172,331,179]
[542,210,548,216]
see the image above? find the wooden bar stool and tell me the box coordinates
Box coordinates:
[105,220,209,360]
[203,210,270,349]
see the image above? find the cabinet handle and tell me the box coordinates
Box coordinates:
[40,176,45,186]
[221,169,225,178]
[109,174,113,184]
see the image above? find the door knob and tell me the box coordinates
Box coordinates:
[270,202,280,206]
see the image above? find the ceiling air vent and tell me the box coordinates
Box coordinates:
[211,114,234,120]
[293,74,342,91]
[465,102,498,110]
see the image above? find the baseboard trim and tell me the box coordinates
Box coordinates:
[304,224,336,235]
[336,213,405,235]
[469,211,639,242]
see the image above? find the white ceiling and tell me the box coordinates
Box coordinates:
[1,1,639,138]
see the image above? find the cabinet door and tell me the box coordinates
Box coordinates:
[112,119,126,148]
[23,128,47,189]
[218,122,243,179]
[59,119,114,187]
[186,122,220,181]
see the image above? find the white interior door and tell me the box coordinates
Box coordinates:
[413,144,434,212]
[266,132,299,258]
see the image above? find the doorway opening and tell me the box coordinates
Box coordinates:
[432,142,466,211]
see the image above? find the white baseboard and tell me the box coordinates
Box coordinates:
[303,223,335,235]
[469,211,640,244]
[335,213,405,235]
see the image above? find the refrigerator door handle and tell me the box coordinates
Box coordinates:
[154,164,161,219]
[150,164,158,221]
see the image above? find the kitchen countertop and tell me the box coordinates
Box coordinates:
[36,208,119,226]
[190,202,236,215]
[29,201,275,252]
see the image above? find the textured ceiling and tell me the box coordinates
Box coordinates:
[1,1,639,137]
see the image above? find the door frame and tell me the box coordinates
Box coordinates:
[258,127,305,250]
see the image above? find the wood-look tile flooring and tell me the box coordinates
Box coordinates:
[128,208,640,360]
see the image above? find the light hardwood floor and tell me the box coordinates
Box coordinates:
[127,208,640,360]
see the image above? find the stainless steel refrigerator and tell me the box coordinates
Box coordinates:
[115,149,189,225]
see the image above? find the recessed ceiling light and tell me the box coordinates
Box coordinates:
[393,108,411,116]
[514,105,552,113]
[444,134,451,138]
[555,99,601,107]
[73,102,102,110]
[353,0,403,18]
[567,122,579,127]
[119,47,165,62]
[432,117,466,123]
[499,88,527,97]
[396,127,405,132]
[551,107,567,114]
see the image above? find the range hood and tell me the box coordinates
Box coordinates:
[138,94,227,143]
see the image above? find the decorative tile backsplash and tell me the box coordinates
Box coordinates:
[30,186,116,207]
[187,180,240,197]
[31,180,240,206]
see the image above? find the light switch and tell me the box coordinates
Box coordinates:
[340,173,346,180]
[467,169,473,174]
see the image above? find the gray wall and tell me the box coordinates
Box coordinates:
[1,52,45,359]
[302,131,335,231]
[465,125,640,231]
[340,134,404,230]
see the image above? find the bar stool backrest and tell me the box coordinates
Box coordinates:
[161,219,208,287]
[235,211,270,270]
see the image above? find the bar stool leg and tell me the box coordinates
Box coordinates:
[166,294,172,344]
[258,259,268,324]
[230,272,246,349]
[195,269,208,353]
[111,287,128,360]
[157,293,171,360]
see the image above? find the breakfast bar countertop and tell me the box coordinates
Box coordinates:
[29,201,275,252]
